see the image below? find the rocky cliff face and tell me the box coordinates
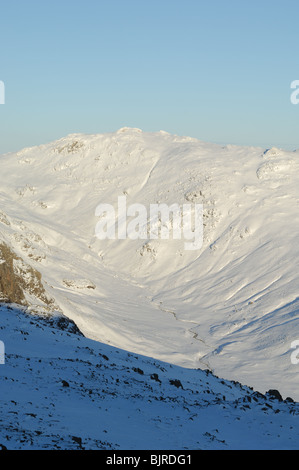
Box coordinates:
[0,242,54,309]
[0,243,25,305]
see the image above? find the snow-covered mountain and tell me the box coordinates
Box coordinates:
[0,127,298,405]
[1,303,299,450]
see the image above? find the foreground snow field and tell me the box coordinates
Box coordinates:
[1,303,299,450]
[0,127,298,410]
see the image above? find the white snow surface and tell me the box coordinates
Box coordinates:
[1,303,299,450]
[0,128,298,402]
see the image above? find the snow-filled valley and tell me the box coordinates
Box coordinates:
[0,127,299,449]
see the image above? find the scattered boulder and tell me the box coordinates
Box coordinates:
[169,379,183,389]
[266,389,283,402]
[132,367,144,375]
[285,397,295,403]
[150,373,161,383]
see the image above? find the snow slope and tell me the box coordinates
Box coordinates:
[0,128,298,400]
[1,303,299,450]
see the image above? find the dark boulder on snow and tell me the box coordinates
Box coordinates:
[266,389,283,402]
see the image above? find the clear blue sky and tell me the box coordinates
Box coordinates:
[1,0,299,153]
